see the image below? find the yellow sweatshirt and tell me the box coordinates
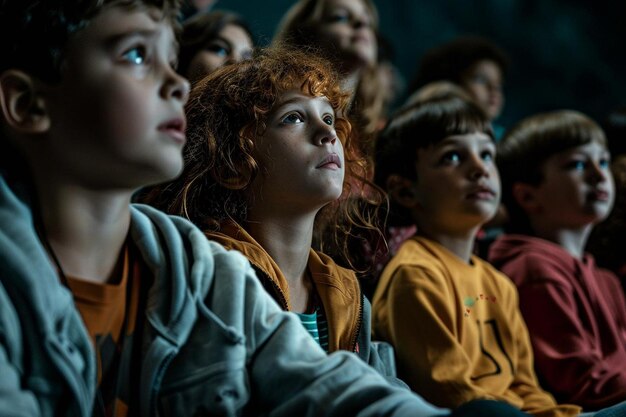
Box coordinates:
[372,236,580,417]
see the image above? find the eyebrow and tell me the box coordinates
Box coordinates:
[438,135,494,147]
[104,28,179,55]
[104,29,158,46]
[275,95,331,108]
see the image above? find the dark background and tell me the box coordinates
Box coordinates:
[211,0,626,130]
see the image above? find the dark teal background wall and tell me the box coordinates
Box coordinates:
[212,0,626,129]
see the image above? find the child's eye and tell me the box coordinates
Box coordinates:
[441,151,461,164]
[567,160,587,171]
[122,46,147,65]
[328,11,350,23]
[481,150,494,162]
[206,43,229,58]
[599,158,610,169]
[282,113,304,124]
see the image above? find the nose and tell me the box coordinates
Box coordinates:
[162,66,190,104]
[352,14,370,30]
[314,121,338,146]
[587,160,610,184]
[468,153,490,180]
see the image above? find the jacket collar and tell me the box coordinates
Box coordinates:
[205,219,362,352]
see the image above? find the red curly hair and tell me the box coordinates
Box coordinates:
[144,46,384,268]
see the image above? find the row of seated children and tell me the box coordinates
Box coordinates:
[172,0,626,414]
[371,81,626,414]
[0,0,535,416]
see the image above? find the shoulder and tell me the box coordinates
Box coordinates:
[130,203,251,285]
[494,238,575,286]
[475,258,519,297]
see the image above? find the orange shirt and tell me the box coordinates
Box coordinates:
[66,244,146,417]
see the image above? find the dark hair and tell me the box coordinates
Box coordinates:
[409,35,509,94]
[0,0,180,83]
[375,87,492,225]
[143,46,383,269]
[498,110,607,234]
[177,9,252,78]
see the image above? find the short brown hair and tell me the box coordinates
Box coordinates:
[498,110,607,233]
[375,86,492,225]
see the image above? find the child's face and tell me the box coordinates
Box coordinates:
[413,132,500,234]
[531,141,614,228]
[248,90,344,212]
[316,0,377,67]
[42,5,189,189]
[186,23,253,82]
[459,59,504,121]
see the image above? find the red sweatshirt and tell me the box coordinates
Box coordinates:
[489,234,626,410]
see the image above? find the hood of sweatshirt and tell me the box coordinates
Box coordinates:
[488,234,595,287]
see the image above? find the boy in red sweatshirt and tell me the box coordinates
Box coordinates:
[489,110,626,410]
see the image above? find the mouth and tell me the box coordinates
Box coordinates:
[467,185,496,200]
[316,153,342,170]
[589,189,610,202]
[158,117,186,144]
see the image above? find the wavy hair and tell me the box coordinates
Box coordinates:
[144,46,384,269]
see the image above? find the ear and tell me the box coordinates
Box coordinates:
[386,174,419,208]
[511,182,541,214]
[0,70,50,134]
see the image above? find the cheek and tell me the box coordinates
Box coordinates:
[188,52,223,79]
[465,84,488,103]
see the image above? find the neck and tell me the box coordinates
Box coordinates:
[245,210,316,312]
[34,178,133,284]
[530,221,592,259]
[417,222,479,264]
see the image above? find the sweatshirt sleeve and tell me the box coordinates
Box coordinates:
[383,264,496,407]
[516,275,626,409]
[0,283,42,417]
[505,288,581,417]
[357,295,410,388]
[241,262,450,417]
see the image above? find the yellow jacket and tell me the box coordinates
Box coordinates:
[372,236,581,417]
[206,220,400,381]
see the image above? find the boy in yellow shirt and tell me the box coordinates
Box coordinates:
[372,90,581,417]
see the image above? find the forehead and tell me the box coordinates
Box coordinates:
[465,59,502,78]
[274,89,332,108]
[322,0,372,15]
[217,24,252,45]
[68,4,175,49]
[436,132,494,148]
[545,141,609,162]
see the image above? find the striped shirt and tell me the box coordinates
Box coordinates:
[296,306,329,352]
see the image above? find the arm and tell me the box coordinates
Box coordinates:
[241,265,449,417]
[357,295,409,388]
[0,282,41,417]
[517,277,626,409]
[506,290,581,416]
[382,265,496,407]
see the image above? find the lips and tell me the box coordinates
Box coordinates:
[316,153,342,170]
[158,117,186,144]
[467,185,496,200]
[589,189,610,202]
